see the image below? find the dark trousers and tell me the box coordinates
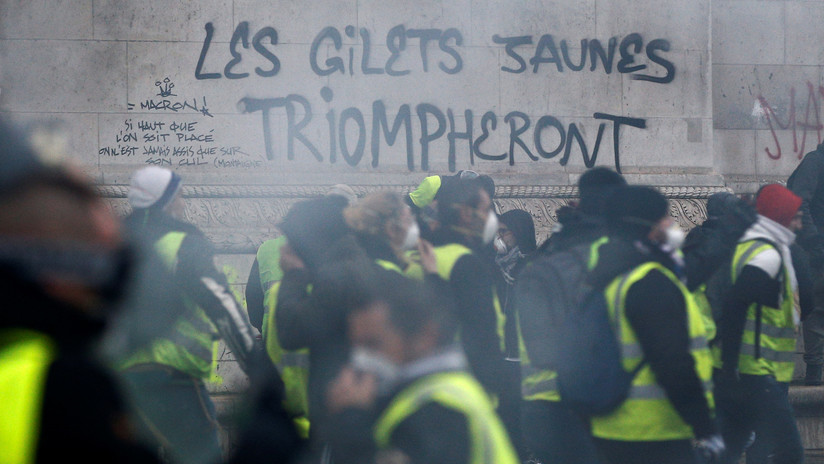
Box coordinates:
[522,399,604,464]
[714,371,804,464]
[803,306,824,367]
[122,364,223,464]
[595,438,701,464]
[594,438,699,464]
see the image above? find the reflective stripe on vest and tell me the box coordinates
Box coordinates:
[711,240,797,382]
[0,329,56,464]
[519,237,610,403]
[264,281,310,430]
[591,262,714,441]
[257,237,286,339]
[373,371,519,464]
[405,243,508,353]
[120,231,219,380]
[375,259,404,274]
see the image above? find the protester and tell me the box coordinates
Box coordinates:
[713,183,804,464]
[120,166,260,464]
[325,271,519,464]
[588,185,720,464]
[787,151,824,385]
[0,120,160,463]
[490,208,536,457]
[246,184,357,334]
[406,170,495,240]
[540,167,627,253]
[514,167,625,464]
[343,191,421,273]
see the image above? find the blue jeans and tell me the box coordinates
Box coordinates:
[121,364,223,464]
[714,371,804,464]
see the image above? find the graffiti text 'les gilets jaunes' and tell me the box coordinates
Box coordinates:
[195,22,675,83]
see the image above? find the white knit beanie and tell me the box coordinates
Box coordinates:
[128,166,182,210]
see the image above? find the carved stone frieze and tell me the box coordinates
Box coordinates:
[101,184,729,254]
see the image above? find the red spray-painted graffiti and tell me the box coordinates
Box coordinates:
[757,81,824,160]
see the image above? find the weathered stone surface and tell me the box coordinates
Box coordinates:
[0,40,127,113]
[93,0,231,41]
[597,0,709,51]
[714,128,757,177]
[712,1,785,65]
[469,0,595,47]
[0,0,93,40]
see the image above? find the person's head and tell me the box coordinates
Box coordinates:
[496,209,537,254]
[0,120,128,315]
[326,183,358,206]
[127,166,184,219]
[347,272,449,367]
[278,195,351,271]
[606,185,674,245]
[755,184,803,231]
[705,192,740,220]
[437,177,497,244]
[344,191,418,253]
[577,167,627,216]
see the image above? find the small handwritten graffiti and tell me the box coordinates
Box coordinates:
[156,77,177,98]
[100,117,256,168]
[129,80,213,117]
[757,81,824,160]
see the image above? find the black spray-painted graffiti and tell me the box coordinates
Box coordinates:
[238,87,645,173]
[195,22,675,81]
[194,23,673,172]
[108,79,257,168]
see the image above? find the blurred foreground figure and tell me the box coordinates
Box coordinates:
[0,120,159,463]
[326,271,519,464]
[120,166,261,464]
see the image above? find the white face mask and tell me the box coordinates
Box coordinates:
[482,213,499,245]
[494,236,508,255]
[664,225,686,250]
[350,347,400,394]
[401,223,420,251]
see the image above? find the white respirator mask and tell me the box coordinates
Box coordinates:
[482,213,499,245]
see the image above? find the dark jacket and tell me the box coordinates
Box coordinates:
[587,238,717,440]
[123,209,259,376]
[429,227,509,398]
[275,236,379,434]
[788,142,824,236]
[539,207,607,254]
[0,267,161,464]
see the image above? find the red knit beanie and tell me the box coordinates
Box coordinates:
[755,184,802,227]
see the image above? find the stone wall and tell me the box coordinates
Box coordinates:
[0,0,818,390]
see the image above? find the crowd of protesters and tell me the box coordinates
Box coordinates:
[1,115,821,464]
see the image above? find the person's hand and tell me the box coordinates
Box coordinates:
[417,239,438,275]
[327,367,377,413]
[694,434,725,463]
[279,243,305,272]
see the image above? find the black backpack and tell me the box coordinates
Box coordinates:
[516,241,644,416]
